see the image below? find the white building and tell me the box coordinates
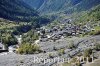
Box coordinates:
[0,42,5,50]
[8,45,18,53]
[15,35,22,44]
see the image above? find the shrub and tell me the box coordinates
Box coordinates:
[94,43,100,51]
[2,34,18,46]
[53,46,57,51]
[76,62,82,66]
[58,49,65,56]
[67,41,75,49]
[89,30,100,35]
[18,43,41,54]
[22,30,39,44]
[48,53,54,58]
[84,48,92,57]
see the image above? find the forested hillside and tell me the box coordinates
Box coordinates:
[71,4,100,24]
[22,0,45,10]
[0,0,38,21]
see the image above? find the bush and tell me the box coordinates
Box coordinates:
[84,48,92,57]
[22,30,39,44]
[94,43,100,51]
[67,41,75,49]
[76,62,82,66]
[58,49,65,56]
[18,43,41,54]
[53,46,57,50]
[89,30,100,35]
[2,34,18,46]
[48,53,54,58]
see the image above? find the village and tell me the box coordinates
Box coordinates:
[0,19,100,66]
[0,18,99,53]
[36,19,97,42]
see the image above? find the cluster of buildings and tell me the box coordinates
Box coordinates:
[37,19,95,42]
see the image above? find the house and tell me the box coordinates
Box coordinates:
[47,35,51,39]
[0,42,5,50]
[0,42,7,52]
[40,38,48,42]
[15,35,22,44]
[34,40,40,44]
[8,45,18,53]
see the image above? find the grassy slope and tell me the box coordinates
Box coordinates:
[0,0,38,22]
[0,18,27,30]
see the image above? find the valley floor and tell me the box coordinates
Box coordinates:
[0,35,100,66]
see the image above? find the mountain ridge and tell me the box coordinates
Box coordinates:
[23,0,100,14]
[0,0,39,22]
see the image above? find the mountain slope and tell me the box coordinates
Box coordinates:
[22,0,45,10]
[0,0,38,21]
[23,0,100,14]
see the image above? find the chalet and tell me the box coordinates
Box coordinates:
[0,42,5,50]
[0,42,7,52]
[34,40,40,44]
[15,35,22,44]
[8,45,19,53]
[40,38,48,42]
